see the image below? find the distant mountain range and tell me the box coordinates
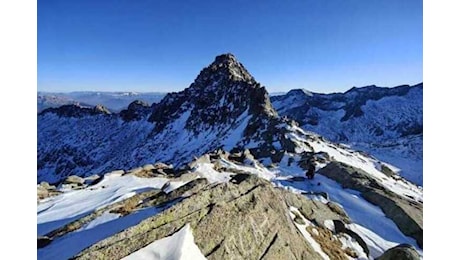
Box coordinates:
[271,84,423,185]
[37,54,423,259]
[37,91,166,112]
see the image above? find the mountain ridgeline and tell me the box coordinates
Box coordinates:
[37,54,423,259]
[38,54,297,183]
[271,84,423,185]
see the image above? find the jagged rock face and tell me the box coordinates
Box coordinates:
[120,100,151,121]
[271,83,422,140]
[318,161,423,248]
[148,53,277,133]
[271,83,423,186]
[37,54,294,183]
[40,104,112,118]
[73,174,349,260]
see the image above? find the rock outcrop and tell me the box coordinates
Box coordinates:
[318,161,423,248]
[73,174,353,259]
[120,100,151,121]
[376,244,421,260]
[40,104,111,118]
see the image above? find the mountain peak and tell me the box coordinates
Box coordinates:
[194,53,254,84]
[213,53,237,63]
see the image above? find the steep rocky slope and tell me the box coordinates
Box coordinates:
[38,54,298,183]
[38,152,422,259]
[271,84,423,185]
[37,54,422,259]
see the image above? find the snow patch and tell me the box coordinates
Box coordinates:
[38,174,170,235]
[122,223,206,260]
[193,162,233,184]
[289,207,330,260]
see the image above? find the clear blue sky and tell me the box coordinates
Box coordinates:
[38,0,422,93]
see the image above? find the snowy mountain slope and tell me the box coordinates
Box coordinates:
[38,54,296,183]
[37,151,422,259]
[271,84,423,185]
[38,53,422,259]
[38,91,166,112]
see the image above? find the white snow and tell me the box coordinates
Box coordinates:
[38,205,173,260]
[272,86,423,186]
[307,138,422,202]
[282,128,423,203]
[220,158,277,181]
[338,233,368,260]
[81,211,120,230]
[221,110,251,150]
[38,173,175,235]
[345,223,420,259]
[193,162,233,184]
[323,220,335,231]
[274,173,422,256]
[37,172,187,260]
[122,223,206,260]
[289,207,330,260]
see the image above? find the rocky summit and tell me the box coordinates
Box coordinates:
[38,54,297,183]
[37,54,423,260]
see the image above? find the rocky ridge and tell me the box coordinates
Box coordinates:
[37,54,423,259]
[38,151,421,259]
[38,54,299,183]
[271,83,423,185]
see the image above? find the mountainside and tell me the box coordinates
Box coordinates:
[37,91,166,112]
[37,54,423,259]
[38,150,422,259]
[271,84,423,185]
[39,54,295,183]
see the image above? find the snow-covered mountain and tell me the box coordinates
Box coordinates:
[38,54,423,259]
[37,91,166,112]
[38,149,422,259]
[39,54,296,183]
[271,84,423,185]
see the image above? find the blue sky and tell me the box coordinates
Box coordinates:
[38,0,422,93]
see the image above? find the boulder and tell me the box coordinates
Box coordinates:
[39,181,56,190]
[84,174,101,185]
[38,236,52,248]
[63,175,85,185]
[188,154,211,169]
[376,244,420,260]
[37,181,61,200]
[142,164,155,171]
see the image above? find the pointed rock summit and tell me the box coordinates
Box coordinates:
[38,53,297,181]
[195,53,255,84]
[149,53,277,131]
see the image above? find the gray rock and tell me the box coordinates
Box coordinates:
[142,164,155,171]
[84,174,101,185]
[318,161,423,248]
[37,184,60,201]
[63,175,85,185]
[39,181,56,190]
[73,174,349,260]
[38,236,52,248]
[188,154,211,169]
[333,220,369,257]
[376,244,420,260]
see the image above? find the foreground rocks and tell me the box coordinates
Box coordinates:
[318,161,423,248]
[72,174,357,260]
[376,244,420,260]
[37,182,60,200]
